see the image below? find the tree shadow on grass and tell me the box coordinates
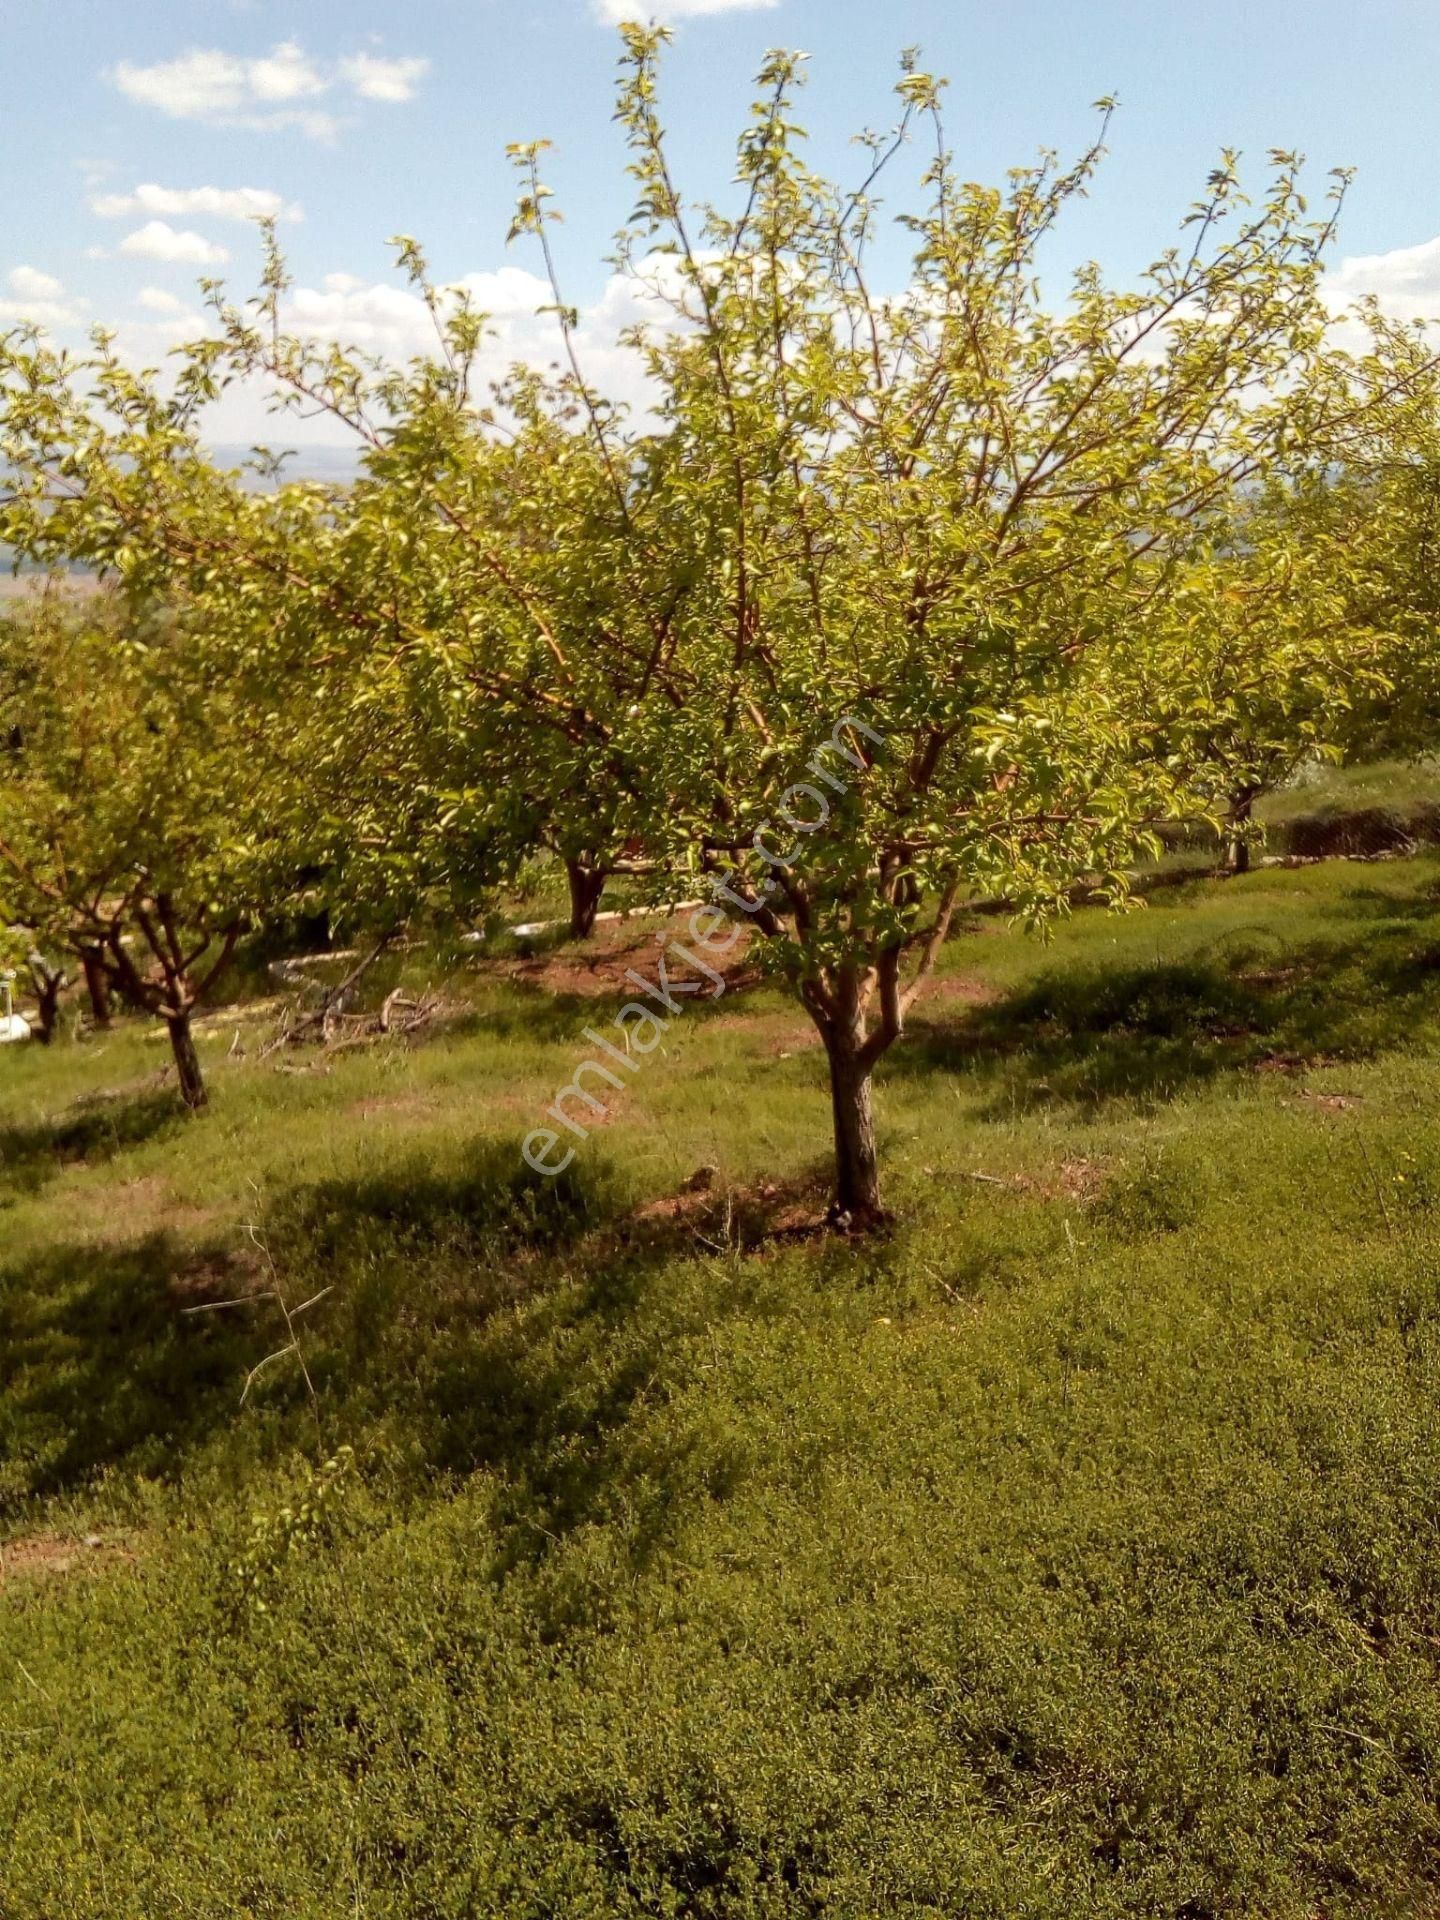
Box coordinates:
[436,989,587,1049]
[0,1088,183,1207]
[894,920,1440,1116]
[397,1221,783,1588]
[0,1231,265,1519]
[0,1123,840,1603]
[1324,876,1440,925]
[265,1140,813,1504]
[0,1136,692,1524]
[480,970,763,1044]
[267,1133,628,1266]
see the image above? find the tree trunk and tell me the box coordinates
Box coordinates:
[824,1034,883,1227]
[1225,790,1256,875]
[80,948,112,1028]
[166,1010,208,1112]
[31,975,60,1045]
[25,957,65,1044]
[565,859,608,941]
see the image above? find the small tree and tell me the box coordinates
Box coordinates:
[221,38,1359,1218]
[23,948,68,1043]
[0,596,308,1109]
[184,316,692,945]
[0,925,65,1042]
[0,354,443,972]
[77,942,112,1028]
[1318,315,1440,765]
[1142,479,1392,874]
[496,33,1356,1221]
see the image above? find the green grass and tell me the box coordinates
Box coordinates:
[7,860,1440,1914]
[1258,754,1440,826]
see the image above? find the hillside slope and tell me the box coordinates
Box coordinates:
[4,860,1440,1916]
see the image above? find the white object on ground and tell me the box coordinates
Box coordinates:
[0,976,30,1044]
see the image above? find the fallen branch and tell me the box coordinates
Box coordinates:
[259,930,401,1059]
[263,986,452,1068]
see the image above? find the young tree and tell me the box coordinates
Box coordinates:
[496,32,1358,1221]
[76,942,112,1028]
[328,380,678,941]
[1319,316,1440,764]
[0,595,310,1109]
[0,354,455,963]
[1142,480,1393,874]
[229,38,1360,1219]
[22,948,69,1043]
[171,326,688,946]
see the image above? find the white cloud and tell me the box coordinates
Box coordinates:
[248,41,327,103]
[8,265,65,302]
[0,267,87,329]
[118,221,231,266]
[594,0,780,21]
[280,264,658,359]
[261,255,688,431]
[114,46,280,119]
[136,286,190,314]
[109,40,427,137]
[92,183,302,224]
[1325,236,1440,327]
[92,251,692,448]
[338,52,430,103]
[285,276,443,351]
[103,312,215,364]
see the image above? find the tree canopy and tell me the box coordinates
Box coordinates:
[2,26,1435,1213]
[0,593,315,1105]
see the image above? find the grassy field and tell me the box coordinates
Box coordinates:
[6,857,1440,1914]
[1259,756,1440,824]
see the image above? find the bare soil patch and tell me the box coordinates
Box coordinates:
[919,973,998,1009]
[344,1092,442,1123]
[628,1171,833,1250]
[67,1175,220,1246]
[1049,1156,1110,1202]
[165,1244,268,1311]
[1296,1087,1363,1114]
[0,1531,137,1588]
[493,913,762,1001]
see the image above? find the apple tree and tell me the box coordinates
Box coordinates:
[0,593,313,1109]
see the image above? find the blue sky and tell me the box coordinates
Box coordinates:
[3,0,1438,442]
